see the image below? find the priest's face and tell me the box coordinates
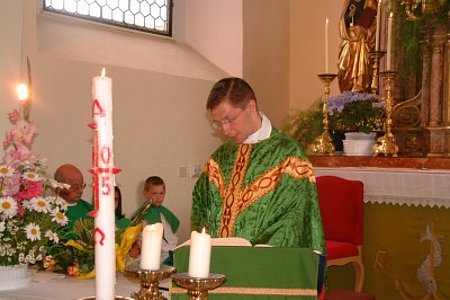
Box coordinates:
[210,99,260,144]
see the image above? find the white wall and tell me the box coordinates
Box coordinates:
[185,0,243,77]
[0,1,24,134]
[0,0,343,242]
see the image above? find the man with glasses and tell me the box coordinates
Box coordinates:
[191,77,324,252]
[54,164,93,228]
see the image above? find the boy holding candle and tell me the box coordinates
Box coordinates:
[131,176,180,264]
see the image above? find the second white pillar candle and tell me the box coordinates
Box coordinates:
[188,228,212,278]
[140,223,164,270]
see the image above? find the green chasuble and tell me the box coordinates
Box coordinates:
[134,202,180,232]
[66,199,93,228]
[191,128,325,252]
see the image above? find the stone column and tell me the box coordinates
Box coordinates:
[428,23,446,126]
[427,21,450,157]
[420,27,432,126]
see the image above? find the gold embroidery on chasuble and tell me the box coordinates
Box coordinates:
[205,144,316,238]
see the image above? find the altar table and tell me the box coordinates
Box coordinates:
[0,272,170,300]
[172,246,323,300]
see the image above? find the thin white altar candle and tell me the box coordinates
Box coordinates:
[375,0,382,51]
[140,223,164,270]
[188,228,212,278]
[386,12,393,70]
[325,18,329,73]
[92,68,116,299]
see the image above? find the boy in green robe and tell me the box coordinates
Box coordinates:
[131,176,180,264]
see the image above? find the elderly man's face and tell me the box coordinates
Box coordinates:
[59,172,85,204]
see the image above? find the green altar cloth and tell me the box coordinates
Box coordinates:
[172,246,321,299]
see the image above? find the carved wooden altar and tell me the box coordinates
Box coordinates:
[391,9,449,157]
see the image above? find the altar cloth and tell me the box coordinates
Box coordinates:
[0,272,169,300]
[315,167,450,207]
[172,246,322,299]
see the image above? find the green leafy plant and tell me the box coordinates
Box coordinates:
[282,99,324,150]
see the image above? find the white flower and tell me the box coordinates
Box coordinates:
[29,196,50,213]
[46,178,70,190]
[0,165,13,178]
[0,221,5,232]
[24,223,41,241]
[0,196,18,219]
[44,230,59,244]
[54,196,68,211]
[22,171,40,181]
[51,209,68,226]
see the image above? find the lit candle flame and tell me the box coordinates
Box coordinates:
[17,84,29,101]
[101,67,106,78]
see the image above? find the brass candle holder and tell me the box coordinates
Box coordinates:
[172,273,226,300]
[309,73,337,156]
[372,71,399,156]
[125,265,176,300]
[369,50,386,95]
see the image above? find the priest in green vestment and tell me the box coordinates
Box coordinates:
[54,164,93,229]
[191,77,325,253]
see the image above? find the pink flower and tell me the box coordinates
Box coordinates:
[7,109,20,125]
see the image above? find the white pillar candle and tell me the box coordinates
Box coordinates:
[188,228,212,278]
[375,0,382,51]
[140,223,164,270]
[92,68,116,300]
[386,12,393,70]
[325,18,329,73]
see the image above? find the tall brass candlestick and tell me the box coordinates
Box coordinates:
[372,71,399,156]
[309,73,337,156]
[369,51,386,95]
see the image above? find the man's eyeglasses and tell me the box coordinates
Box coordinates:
[69,183,87,191]
[211,109,244,131]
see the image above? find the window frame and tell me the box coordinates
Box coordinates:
[42,0,173,37]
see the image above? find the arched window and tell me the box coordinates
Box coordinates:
[43,0,173,36]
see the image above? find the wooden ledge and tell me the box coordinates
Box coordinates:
[309,156,450,170]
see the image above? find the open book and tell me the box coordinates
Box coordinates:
[175,237,272,249]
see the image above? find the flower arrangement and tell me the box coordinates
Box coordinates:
[0,105,68,267]
[327,91,385,134]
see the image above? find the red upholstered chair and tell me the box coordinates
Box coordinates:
[316,175,365,292]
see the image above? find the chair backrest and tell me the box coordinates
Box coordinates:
[316,175,364,245]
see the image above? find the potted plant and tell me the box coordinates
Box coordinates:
[326,91,385,155]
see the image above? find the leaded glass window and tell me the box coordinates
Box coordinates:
[43,0,173,36]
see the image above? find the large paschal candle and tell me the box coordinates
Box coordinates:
[92,68,116,299]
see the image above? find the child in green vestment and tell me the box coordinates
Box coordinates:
[130,176,180,265]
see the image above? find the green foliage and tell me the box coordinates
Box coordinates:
[282,99,324,150]
[53,219,95,274]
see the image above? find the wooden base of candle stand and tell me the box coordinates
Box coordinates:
[172,273,226,300]
[125,265,176,300]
